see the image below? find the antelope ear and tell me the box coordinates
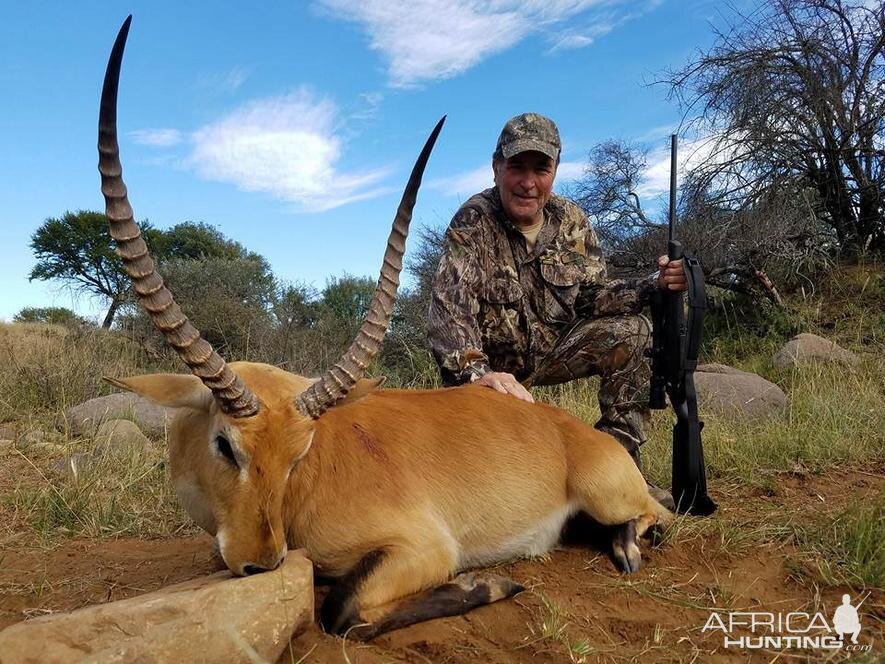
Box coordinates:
[104,374,213,411]
[335,376,386,408]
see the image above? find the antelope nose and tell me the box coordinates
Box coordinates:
[242,564,269,576]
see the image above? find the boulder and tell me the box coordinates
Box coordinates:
[60,393,172,440]
[0,551,314,664]
[19,430,48,447]
[0,422,19,440]
[49,452,95,480]
[49,420,152,480]
[93,419,152,457]
[695,363,788,421]
[771,333,860,369]
[18,430,65,454]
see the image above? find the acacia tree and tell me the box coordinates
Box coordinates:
[29,210,136,328]
[13,306,90,328]
[30,214,272,329]
[661,0,884,255]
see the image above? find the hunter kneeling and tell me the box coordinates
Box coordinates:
[429,113,687,507]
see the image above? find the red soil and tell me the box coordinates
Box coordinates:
[1,469,881,662]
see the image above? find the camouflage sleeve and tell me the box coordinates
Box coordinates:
[575,222,659,316]
[427,210,492,385]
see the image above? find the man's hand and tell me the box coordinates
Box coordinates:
[474,371,534,403]
[658,255,688,291]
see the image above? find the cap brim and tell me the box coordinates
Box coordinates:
[500,138,559,161]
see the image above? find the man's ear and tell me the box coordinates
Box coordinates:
[104,374,212,411]
[335,376,386,408]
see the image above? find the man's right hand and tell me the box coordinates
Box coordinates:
[474,371,534,403]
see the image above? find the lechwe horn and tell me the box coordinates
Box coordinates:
[98,16,259,418]
[295,117,445,418]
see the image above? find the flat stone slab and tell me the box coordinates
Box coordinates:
[0,551,314,664]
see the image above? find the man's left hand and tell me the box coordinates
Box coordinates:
[658,256,688,291]
[658,255,688,291]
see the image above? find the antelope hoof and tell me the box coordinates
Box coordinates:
[454,572,526,601]
[612,520,642,574]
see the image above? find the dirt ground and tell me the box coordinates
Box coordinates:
[1,466,881,663]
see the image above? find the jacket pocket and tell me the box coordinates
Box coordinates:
[481,278,522,347]
[540,262,583,324]
[484,278,523,304]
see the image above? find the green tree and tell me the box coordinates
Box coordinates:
[148,221,256,262]
[123,255,277,359]
[13,306,90,328]
[273,282,318,331]
[28,210,142,328]
[30,213,273,331]
[304,274,376,369]
[380,228,447,386]
[318,274,375,334]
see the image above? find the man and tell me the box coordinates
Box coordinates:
[428,113,686,504]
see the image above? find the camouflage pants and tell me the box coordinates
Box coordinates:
[529,315,652,452]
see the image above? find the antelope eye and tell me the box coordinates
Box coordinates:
[215,434,238,467]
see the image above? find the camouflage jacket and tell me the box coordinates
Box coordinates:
[428,188,658,385]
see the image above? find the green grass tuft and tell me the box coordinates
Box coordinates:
[788,496,884,588]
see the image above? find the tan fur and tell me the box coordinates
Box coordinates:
[110,361,671,612]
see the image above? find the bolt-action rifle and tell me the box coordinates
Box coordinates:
[647,135,717,516]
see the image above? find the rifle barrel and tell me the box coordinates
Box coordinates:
[669,134,677,243]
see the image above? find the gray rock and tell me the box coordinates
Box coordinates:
[695,363,788,420]
[50,420,152,481]
[0,551,314,664]
[60,393,172,440]
[772,333,860,369]
[19,430,47,447]
[93,419,152,457]
[49,452,95,480]
[19,430,65,454]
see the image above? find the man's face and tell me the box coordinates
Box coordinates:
[493,150,557,227]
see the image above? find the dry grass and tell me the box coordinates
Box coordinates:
[0,322,171,423]
[2,435,195,544]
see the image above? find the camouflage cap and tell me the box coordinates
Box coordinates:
[494,112,561,161]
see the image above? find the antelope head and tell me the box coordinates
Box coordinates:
[98,17,443,575]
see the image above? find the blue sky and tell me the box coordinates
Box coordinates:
[0,0,744,322]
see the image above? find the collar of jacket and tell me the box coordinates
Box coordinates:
[485,187,563,263]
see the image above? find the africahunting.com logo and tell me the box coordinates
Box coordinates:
[702,593,873,652]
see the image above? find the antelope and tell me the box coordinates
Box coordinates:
[98,17,673,639]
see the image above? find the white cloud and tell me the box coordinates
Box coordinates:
[636,134,735,199]
[199,66,251,93]
[547,33,598,52]
[129,128,183,147]
[554,160,586,182]
[429,164,492,197]
[349,91,385,123]
[317,0,659,87]
[187,88,391,211]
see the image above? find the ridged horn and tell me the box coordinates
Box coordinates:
[98,16,259,418]
[295,116,446,418]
